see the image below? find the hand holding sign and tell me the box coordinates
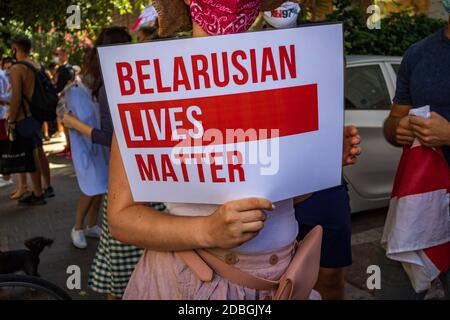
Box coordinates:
[343,125,361,166]
[203,197,274,249]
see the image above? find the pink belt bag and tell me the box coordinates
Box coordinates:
[177,225,323,300]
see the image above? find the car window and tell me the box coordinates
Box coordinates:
[392,64,400,75]
[345,64,392,110]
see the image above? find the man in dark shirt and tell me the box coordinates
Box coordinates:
[382,5,450,299]
[384,12,450,161]
[54,47,75,94]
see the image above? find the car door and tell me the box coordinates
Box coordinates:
[343,61,402,210]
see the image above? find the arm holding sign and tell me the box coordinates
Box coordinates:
[107,135,272,251]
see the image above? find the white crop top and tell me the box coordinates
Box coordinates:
[165,199,298,253]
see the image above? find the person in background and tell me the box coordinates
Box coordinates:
[1,57,15,72]
[62,48,103,249]
[42,61,59,141]
[63,27,158,300]
[73,65,81,82]
[0,55,12,181]
[0,56,11,129]
[136,25,159,42]
[54,47,75,94]
[0,56,30,197]
[54,47,75,156]
[0,56,13,121]
[260,1,354,300]
[47,61,58,83]
[7,35,54,205]
[381,0,450,299]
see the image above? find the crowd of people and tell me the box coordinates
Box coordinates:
[0,0,449,301]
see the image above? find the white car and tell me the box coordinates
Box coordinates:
[344,55,403,213]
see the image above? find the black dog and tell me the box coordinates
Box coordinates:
[0,237,53,277]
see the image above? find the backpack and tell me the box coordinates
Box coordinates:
[15,60,58,122]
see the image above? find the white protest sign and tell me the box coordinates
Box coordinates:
[98,23,344,204]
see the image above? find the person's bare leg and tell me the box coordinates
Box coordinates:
[42,122,49,140]
[10,173,28,199]
[57,121,64,135]
[29,149,43,197]
[37,146,51,189]
[314,267,346,300]
[64,127,71,150]
[87,195,102,227]
[75,193,94,230]
[19,172,27,187]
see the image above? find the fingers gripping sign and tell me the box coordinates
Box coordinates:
[205,198,274,249]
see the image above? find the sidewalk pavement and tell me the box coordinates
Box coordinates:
[0,137,445,300]
[0,137,102,300]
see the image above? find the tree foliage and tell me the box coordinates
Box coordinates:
[0,0,149,64]
[325,0,447,56]
[1,0,447,63]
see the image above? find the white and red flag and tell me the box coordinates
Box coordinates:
[131,5,158,32]
[382,106,450,293]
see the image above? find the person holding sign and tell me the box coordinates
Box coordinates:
[103,0,361,300]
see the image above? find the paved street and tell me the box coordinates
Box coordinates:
[0,138,445,300]
[0,137,102,300]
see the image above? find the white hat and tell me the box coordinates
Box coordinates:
[263,1,301,29]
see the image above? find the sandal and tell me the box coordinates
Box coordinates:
[9,185,29,200]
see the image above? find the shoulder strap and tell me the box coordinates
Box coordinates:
[14,60,38,73]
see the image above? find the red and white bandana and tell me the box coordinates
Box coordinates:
[190,0,262,35]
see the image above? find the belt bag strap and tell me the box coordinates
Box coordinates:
[196,249,279,291]
[177,225,323,299]
[177,250,214,282]
[176,249,277,290]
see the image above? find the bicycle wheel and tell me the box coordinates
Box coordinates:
[0,274,71,300]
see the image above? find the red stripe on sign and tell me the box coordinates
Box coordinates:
[391,146,449,198]
[118,84,319,148]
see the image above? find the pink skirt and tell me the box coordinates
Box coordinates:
[123,244,299,300]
